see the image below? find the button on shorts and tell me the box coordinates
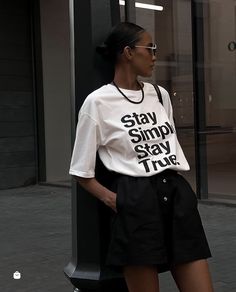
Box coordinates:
[106,170,212,273]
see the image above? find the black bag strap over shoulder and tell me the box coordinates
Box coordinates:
[152,84,163,106]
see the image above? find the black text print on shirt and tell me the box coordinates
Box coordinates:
[121,111,180,173]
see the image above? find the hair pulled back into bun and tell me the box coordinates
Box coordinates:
[96,43,113,60]
[96,22,145,63]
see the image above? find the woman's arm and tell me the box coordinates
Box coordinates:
[74,176,117,212]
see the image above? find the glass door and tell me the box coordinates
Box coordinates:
[202,0,236,199]
[119,0,236,200]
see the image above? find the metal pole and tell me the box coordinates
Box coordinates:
[125,0,136,23]
[64,0,128,291]
[191,0,208,199]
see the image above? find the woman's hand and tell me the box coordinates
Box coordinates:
[102,191,117,212]
[75,176,118,212]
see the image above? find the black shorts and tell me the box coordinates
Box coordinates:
[106,170,212,273]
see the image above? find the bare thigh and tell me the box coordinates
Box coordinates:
[123,265,160,292]
[171,259,214,292]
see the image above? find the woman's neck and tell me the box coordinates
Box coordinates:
[113,65,140,90]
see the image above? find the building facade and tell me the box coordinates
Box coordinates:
[0,0,235,201]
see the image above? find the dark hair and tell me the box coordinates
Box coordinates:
[96,22,145,63]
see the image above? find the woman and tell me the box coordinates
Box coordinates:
[69,22,214,292]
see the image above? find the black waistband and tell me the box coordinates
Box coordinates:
[108,169,178,180]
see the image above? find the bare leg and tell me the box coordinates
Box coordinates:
[123,265,160,292]
[171,259,214,292]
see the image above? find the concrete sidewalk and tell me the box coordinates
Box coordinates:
[0,184,235,292]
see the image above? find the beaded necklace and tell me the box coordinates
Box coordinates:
[112,80,144,104]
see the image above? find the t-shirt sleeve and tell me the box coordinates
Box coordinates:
[69,112,101,178]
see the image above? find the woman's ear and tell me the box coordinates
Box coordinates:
[123,46,134,60]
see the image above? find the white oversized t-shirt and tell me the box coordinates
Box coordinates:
[69,82,190,177]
